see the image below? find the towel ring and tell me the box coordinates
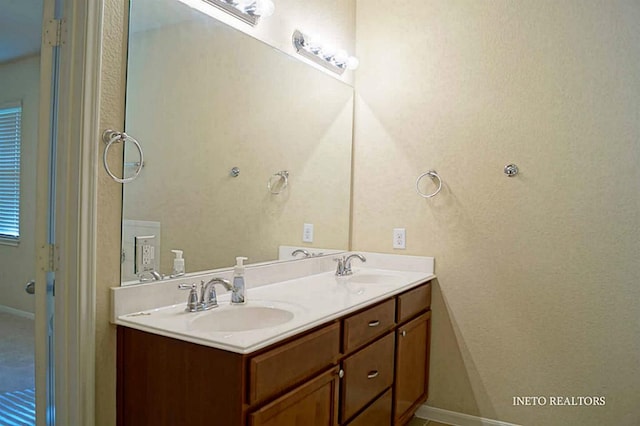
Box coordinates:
[102,129,144,184]
[416,170,442,198]
[267,171,289,194]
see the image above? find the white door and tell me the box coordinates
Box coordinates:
[0,0,61,424]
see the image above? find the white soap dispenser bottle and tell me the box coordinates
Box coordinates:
[232,256,248,304]
[171,250,185,277]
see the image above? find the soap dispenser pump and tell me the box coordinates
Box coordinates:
[171,250,185,277]
[231,256,248,304]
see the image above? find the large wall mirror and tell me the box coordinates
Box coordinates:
[121,0,354,283]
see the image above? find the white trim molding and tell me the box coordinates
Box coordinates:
[416,405,522,426]
[0,305,35,320]
[53,0,102,424]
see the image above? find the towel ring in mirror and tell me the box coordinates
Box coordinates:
[102,129,144,184]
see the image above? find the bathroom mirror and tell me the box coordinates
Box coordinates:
[121,0,353,282]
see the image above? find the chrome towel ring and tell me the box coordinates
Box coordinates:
[102,129,144,184]
[267,170,289,194]
[416,170,442,198]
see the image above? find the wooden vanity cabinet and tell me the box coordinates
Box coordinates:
[393,283,432,425]
[117,280,432,426]
[394,311,431,425]
[248,366,341,426]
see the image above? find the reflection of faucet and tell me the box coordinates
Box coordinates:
[334,253,367,276]
[291,249,311,258]
[139,270,163,282]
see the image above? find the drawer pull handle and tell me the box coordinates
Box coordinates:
[401,330,407,337]
[367,370,379,379]
[368,320,380,327]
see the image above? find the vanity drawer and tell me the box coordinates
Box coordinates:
[345,388,392,426]
[248,322,340,405]
[343,299,395,353]
[341,332,395,422]
[397,282,431,323]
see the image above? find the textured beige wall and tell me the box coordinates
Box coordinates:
[0,55,40,314]
[95,0,127,423]
[123,18,352,274]
[353,1,640,425]
[96,0,355,424]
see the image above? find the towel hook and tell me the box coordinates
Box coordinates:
[416,170,442,198]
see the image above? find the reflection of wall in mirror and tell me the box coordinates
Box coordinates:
[122,16,353,277]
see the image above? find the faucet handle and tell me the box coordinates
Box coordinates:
[178,283,198,312]
[334,256,346,276]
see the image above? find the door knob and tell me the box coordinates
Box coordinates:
[25,280,35,295]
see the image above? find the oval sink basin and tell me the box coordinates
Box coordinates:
[347,274,401,284]
[189,306,295,332]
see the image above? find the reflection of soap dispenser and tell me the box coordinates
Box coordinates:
[232,256,248,304]
[171,250,185,277]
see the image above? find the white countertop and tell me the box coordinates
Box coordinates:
[113,253,435,354]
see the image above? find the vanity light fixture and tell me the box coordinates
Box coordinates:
[292,30,359,75]
[178,0,275,26]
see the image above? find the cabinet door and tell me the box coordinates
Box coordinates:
[394,311,431,424]
[249,367,340,426]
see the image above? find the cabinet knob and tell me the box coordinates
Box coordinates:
[367,370,379,379]
[368,320,380,327]
[338,369,344,379]
[400,330,407,337]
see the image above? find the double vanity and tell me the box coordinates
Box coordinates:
[112,252,435,425]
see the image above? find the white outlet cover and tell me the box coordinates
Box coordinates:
[303,223,314,243]
[393,228,406,249]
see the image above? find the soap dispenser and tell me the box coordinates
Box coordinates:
[171,250,185,277]
[231,256,248,304]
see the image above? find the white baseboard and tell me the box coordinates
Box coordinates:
[416,405,522,426]
[0,304,35,320]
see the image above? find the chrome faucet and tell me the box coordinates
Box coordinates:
[178,278,232,312]
[201,277,233,310]
[291,249,311,258]
[334,253,367,276]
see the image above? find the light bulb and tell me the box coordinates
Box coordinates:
[234,0,251,7]
[255,0,275,17]
[305,35,322,54]
[333,49,349,67]
[346,56,359,70]
[320,44,336,61]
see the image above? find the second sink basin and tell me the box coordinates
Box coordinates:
[188,303,295,332]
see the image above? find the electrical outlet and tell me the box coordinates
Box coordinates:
[303,223,314,243]
[134,235,156,274]
[393,228,406,249]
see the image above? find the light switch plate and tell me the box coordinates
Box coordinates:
[134,235,156,274]
[393,228,406,249]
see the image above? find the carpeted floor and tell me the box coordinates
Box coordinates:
[0,388,36,425]
[0,312,34,393]
[0,311,35,424]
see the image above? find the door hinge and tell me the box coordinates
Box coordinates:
[40,244,60,272]
[45,19,66,47]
